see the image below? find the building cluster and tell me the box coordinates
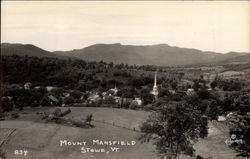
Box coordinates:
[18,82,145,107]
[3,71,220,108]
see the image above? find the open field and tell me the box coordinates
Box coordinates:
[0,107,240,159]
[0,107,156,159]
[0,120,157,159]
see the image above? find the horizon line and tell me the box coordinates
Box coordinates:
[1,41,249,54]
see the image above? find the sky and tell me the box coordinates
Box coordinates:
[1,1,249,53]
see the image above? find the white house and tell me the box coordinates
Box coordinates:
[133,97,143,106]
[24,82,32,90]
[186,88,195,96]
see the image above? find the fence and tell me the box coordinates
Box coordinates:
[82,117,142,132]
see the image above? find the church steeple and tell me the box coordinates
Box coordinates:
[154,72,157,87]
[151,72,159,99]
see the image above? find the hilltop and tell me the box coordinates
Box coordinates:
[54,43,248,66]
[1,43,248,66]
[1,43,72,59]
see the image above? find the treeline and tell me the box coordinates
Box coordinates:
[2,55,183,91]
[1,55,183,112]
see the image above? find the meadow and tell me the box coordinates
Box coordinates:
[0,107,240,159]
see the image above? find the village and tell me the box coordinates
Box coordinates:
[2,67,248,125]
[2,71,216,109]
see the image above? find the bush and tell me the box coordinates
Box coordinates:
[216,79,243,91]
[1,97,13,112]
[129,101,140,110]
[70,90,82,100]
[0,148,6,159]
[29,88,47,107]
[196,155,204,159]
[52,108,62,117]
[40,96,49,106]
[72,120,87,128]
[60,109,71,117]
[63,96,75,104]
[4,88,32,110]
[11,112,19,119]
[86,114,93,125]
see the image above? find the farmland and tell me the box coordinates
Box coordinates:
[0,107,156,159]
[0,107,240,159]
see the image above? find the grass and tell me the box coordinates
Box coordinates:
[0,107,241,159]
[0,107,156,159]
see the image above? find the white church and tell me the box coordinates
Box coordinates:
[151,72,159,99]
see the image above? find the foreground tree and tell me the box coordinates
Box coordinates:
[229,113,250,159]
[228,92,250,158]
[140,101,208,159]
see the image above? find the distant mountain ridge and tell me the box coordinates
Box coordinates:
[1,43,248,66]
[218,53,250,64]
[1,43,70,59]
[54,43,248,66]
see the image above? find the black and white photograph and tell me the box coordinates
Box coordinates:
[0,1,250,159]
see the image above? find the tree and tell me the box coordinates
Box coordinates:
[228,92,250,158]
[205,100,221,120]
[29,87,48,107]
[210,81,217,90]
[63,96,75,105]
[5,88,32,110]
[228,113,250,159]
[51,88,64,98]
[86,114,93,125]
[70,90,82,101]
[117,87,136,98]
[140,101,208,159]
[197,89,212,100]
[158,88,171,98]
[192,80,201,92]
[0,148,6,159]
[221,94,235,112]
[233,92,249,115]
[215,79,243,91]
[1,97,13,112]
[170,79,178,90]
[142,93,155,105]
[141,88,155,105]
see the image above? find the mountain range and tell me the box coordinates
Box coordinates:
[1,43,69,59]
[1,43,249,66]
